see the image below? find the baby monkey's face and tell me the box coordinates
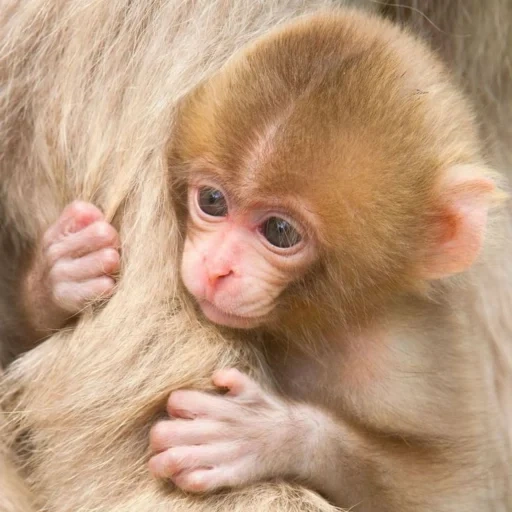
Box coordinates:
[173,8,499,333]
[180,177,317,329]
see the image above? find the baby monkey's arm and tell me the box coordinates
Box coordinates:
[148,369,353,504]
[20,200,120,343]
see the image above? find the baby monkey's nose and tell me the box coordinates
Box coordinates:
[206,262,234,286]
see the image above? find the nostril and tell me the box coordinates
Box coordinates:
[208,269,233,285]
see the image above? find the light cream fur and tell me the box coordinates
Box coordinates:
[0,0,510,511]
[384,0,512,501]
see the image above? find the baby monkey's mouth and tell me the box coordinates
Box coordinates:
[198,300,265,329]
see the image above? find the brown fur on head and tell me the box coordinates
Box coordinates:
[172,11,501,333]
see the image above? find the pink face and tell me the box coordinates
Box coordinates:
[180,177,317,329]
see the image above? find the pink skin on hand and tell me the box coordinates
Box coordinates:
[148,368,312,493]
[24,200,120,334]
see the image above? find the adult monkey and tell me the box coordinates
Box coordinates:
[0,2,510,512]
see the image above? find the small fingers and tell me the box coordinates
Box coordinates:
[212,368,261,398]
[148,443,238,479]
[171,463,248,493]
[150,419,226,453]
[47,221,120,263]
[167,390,236,420]
[50,248,120,282]
[43,201,105,246]
[172,468,220,493]
[52,276,116,312]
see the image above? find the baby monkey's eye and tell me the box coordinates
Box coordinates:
[261,217,302,249]
[197,187,228,217]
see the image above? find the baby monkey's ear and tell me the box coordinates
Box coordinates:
[421,165,505,280]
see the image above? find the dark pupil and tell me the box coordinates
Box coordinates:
[262,217,301,248]
[198,187,228,217]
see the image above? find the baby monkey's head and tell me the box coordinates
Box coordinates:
[172,11,502,333]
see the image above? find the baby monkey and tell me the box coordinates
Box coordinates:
[20,8,504,512]
[149,9,505,512]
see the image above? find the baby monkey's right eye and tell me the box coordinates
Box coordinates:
[197,187,228,217]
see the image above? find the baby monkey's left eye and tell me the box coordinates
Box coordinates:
[261,217,302,249]
[197,187,228,217]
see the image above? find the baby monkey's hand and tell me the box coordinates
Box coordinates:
[22,200,120,337]
[149,369,313,493]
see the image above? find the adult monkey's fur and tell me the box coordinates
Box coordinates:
[0,1,511,511]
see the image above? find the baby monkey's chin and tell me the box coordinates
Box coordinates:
[198,300,265,329]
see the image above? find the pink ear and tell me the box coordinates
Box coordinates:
[422,168,497,280]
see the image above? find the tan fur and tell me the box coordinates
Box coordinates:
[0,1,510,511]
[383,1,512,503]
[0,456,35,512]
[0,392,36,512]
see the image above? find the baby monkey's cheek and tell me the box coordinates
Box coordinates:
[180,237,207,299]
[220,268,292,317]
